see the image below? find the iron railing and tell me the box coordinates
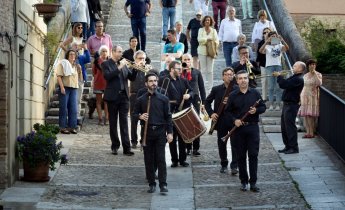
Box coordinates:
[318,86,345,161]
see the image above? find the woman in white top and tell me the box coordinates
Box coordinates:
[259,31,289,110]
[60,23,84,55]
[197,15,219,91]
[251,10,275,51]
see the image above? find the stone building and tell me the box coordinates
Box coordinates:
[0,0,47,188]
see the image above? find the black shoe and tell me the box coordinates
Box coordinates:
[240,183,248,191]
[111,148,118,155]
[231,168,238,175]
[147,185,156,193]
[124,151,134,156]
[193,150,201,156]
[278,147,288,153]
[171,162,178,167]
[70,129,78,134]
[250,184,260,192]
[220,166,227,173]
[284,148,299,154]
[131,144,137,149]
[160,185,168,193]
[180,162,189,167]
[60,129,70,134]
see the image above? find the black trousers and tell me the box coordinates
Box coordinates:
[281,103,300,150]
[107,94,131,152]
[169,127,187,164]
[232,124,260,185]
[143,125,167,187]
[217,127,238,169]
[129,93,140,145]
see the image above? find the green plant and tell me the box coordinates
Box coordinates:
[300,18,345,74]
[17,123,63,170]
[43,0,59,3]
[45,31,60,60]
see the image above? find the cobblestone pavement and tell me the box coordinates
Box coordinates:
[2,0,345,209]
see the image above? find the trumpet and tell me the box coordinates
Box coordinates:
[256,69,293,79]
[199,101,209,121]
[121,58,152,73]
[246,59,256,80]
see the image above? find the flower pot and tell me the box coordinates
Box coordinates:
[23,161,50,182]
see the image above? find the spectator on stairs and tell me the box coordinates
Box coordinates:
[231,34,254,64]
[165,21,189,54]
[71,0,90,40]
[56,49,81,134]
[92,45,109,125]
[256,27,272,102]
[60,22,85,55]
[87,0,103,38]
[251,10,276,52]
[186,10,203,69]
[259,31,289,111]
[211,0,227,31]
[87,20,113,56]
[189,0,209,16]
[197,15,219,91]
[240,0,253,20]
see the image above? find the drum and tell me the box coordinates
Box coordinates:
[172,106,206,143]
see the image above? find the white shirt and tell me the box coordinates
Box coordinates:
[218,17,242,42]
[176,31,181,42]
[265,44,283,67]
[251,20,276,43]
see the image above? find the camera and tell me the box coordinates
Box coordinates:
[182,62,187,68]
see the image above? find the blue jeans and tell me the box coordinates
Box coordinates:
[266,65,282,104]
[162,7,176,37]
[223,42,238,67]
[88,17,96,39]
[131,17,147,51]
[59,87,78,129]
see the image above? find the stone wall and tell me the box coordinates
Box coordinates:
[0,0,14,189]
[322,74,345,101]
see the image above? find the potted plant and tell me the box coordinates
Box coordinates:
[17,123,64,182]
[33,0,62,21]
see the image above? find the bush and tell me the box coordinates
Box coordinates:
[300,18,345,74]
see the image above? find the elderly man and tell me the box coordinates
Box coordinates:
[274,61,305,154]
[218,6,242,67]
[231,34,254,64]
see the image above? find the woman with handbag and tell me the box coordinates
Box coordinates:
[197,15,219,91]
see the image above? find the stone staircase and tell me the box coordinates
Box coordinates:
[45,0,113,127]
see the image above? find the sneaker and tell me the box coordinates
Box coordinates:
[268,105,274,111]
[275,105,280,111]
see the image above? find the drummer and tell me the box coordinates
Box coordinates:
[161,60,194,168]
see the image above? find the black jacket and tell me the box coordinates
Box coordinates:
[101,59,137,101]
[277,73,304,104]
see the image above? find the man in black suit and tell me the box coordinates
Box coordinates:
[101,45,138,156]
[165,21,188,54]
[205,67,238,175]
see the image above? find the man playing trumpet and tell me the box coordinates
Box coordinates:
[231,46,260,88]
[181,53,206,156]
[205,67,238,174]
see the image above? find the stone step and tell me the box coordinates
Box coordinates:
[261,117,281,125]
[47,108,85,117]
[50,101,87,109]
[261,110,282,117]
[45,116,84,126]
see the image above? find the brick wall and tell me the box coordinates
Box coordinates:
[322,74,345,101]
[0,0,14,189]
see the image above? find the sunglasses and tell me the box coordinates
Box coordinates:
[77,27,83,29]
[263,32,269,34]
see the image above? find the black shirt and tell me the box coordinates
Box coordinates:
[225,88,266,125]
[256,40,266,67]
[187,18,202,39]
[133,90,173,134]
[277,73,304,103]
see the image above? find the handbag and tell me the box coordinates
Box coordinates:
[206,39,218,58]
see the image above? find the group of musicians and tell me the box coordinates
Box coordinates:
[101,39,269,194]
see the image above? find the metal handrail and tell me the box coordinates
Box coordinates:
[261,0,292,70]
[44,24,72,90]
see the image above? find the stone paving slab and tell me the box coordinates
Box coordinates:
[194,183,307,209]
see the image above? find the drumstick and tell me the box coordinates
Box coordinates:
[178,89,189,111]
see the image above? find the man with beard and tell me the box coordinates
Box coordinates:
[133,73,173,193]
